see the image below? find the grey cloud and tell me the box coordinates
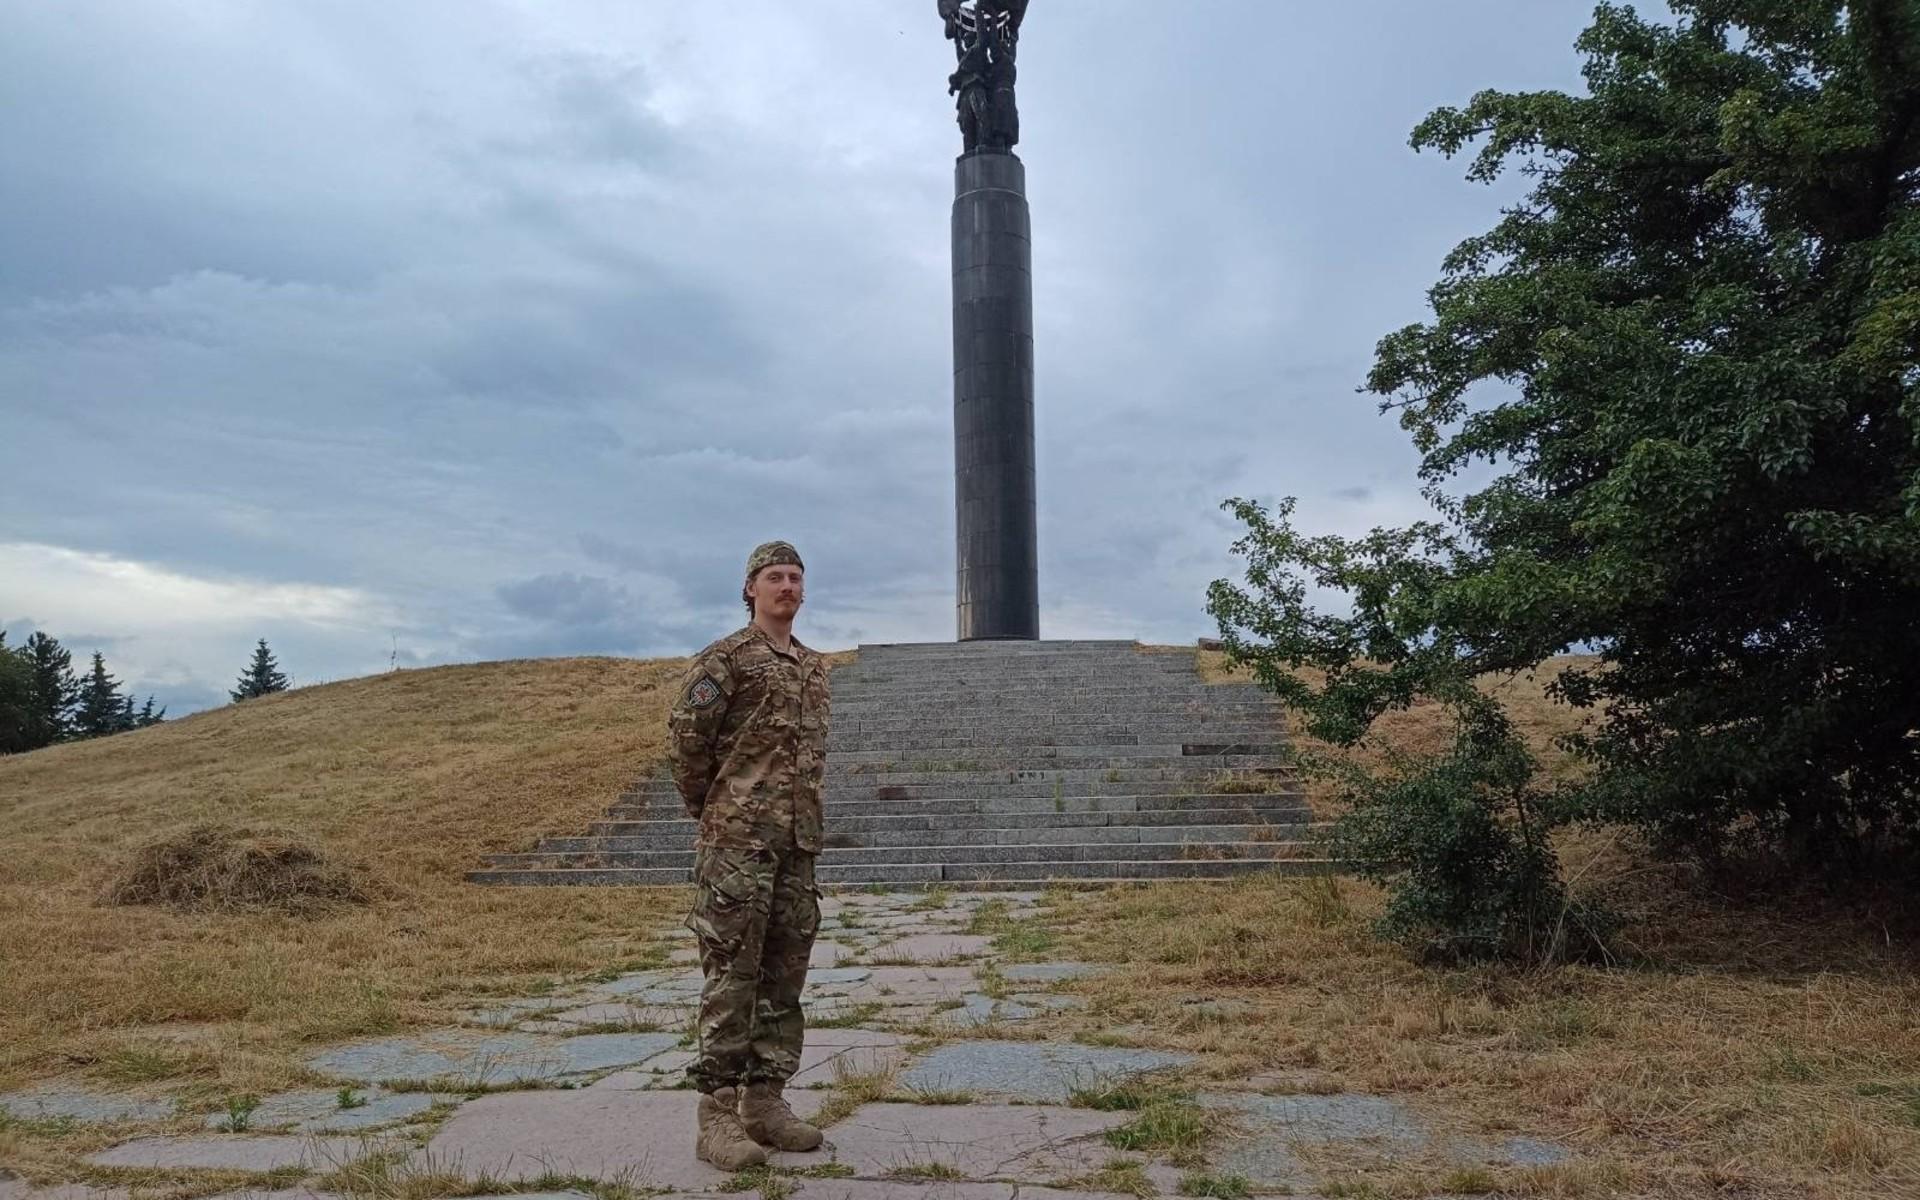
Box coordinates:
[0,0,1595,712]
[497,573,631,627]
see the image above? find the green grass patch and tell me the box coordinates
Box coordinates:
[812,1002,885,1029]
[1103,1098,1213,1166]
[1069,1077,1187,1111]
[1178,1171,1252,1199]
[1062,1158,1155,1197]
[908,886,953,911]
[992,921,1058,957]
[723,1165,794,1200]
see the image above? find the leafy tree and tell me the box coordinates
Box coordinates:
[0,632,34,754]
[18,631,77,749]
[231,639,290,701]
[71,651,128,740]
[1210,0,1920,956]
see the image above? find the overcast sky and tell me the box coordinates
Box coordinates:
[0,1,1596,715]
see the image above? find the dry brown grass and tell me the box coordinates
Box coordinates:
[104,824,369,914]
[1064,650,1920,1198]
[0,656,705,1105]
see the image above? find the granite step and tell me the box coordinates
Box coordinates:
[468,858,1334,886]
[819,753,1294,774]
[627,763,1295,788]
[826,731,1281,751]
[533,822,1319,852]
[625,771,1293,795]
[587,806,1315,837]
[472,639,1326,888]
[483,840,1318,870]
[607,792,1307,821]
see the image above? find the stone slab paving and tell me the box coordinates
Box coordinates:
[583,1049,697,1090]
[898,1041,1194,1104]
[998,962,1103,984]
[824,1102,1128,1180]
[537,1000,693,1029]
[305,1030,679,1087]
[202,1087,437,1132]
[787,1028,913,1088]
[1198,1091,1570,1185]
[27,888,1574,1200]
[816,966,977,1001]
[0,1086,176,1125]
[866,934,996,963]
[416,1089,829,1189]
[84,1135,380,1172]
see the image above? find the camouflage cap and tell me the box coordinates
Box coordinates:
[744,540,805,582]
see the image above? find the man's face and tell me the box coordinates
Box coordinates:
[750,564,805,619]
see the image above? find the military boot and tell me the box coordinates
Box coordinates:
[738,1081,824,1151]
[695,1087,767,1169]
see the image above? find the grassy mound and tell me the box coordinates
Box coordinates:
[0,655,702,1090]
[105,824,368,914]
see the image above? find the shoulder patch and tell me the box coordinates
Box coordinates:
[688,676,723,709]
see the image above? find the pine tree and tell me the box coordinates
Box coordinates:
[19,631,77,749]
[71,651,127,740]
[231,639,290,701]
[134,696,166,728]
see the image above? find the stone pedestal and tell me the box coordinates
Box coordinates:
[952,149,1039,641]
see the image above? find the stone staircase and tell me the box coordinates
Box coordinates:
[468,640,1331,887]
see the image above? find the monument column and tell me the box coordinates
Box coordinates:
[952,148,1039,641]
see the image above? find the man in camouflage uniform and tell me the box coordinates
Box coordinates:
[668,540,831,1169]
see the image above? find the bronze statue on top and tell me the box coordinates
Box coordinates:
[939,0,1027,152]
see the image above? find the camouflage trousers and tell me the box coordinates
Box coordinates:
[683,842,820,1093]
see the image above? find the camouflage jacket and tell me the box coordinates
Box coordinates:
[667,625,830,853]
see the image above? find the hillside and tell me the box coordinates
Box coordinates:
[3,649,1916,1199]
[0,656,694,1092]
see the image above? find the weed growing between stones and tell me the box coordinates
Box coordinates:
[1101,1098,1216,1166]
[884,1161,966,1181]
[1059,1157,1154,1198]
[900,1085,975,1105]
[811,1003,885,1029]
[337,1086,367,1109]
[219,1093,259,1131]
[1177,1171,1251,1198]
[812,1060,898,1127]
[908,886,953,912]
[724,1164,794,1200]
[1067,1077,1188,1111]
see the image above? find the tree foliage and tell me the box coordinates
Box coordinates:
[1211,1,1920,956]
[19,631,78,748]
[0,633,34,755]
[72,651,130,740]
[231,639,290,702]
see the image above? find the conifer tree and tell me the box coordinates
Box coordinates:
[0,632,33,754]
[71,651,127,740]
[231,639,290,701]
[134,696,166,728]
[19,631,77,749]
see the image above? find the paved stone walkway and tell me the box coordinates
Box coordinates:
[1,891,1568,1200]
